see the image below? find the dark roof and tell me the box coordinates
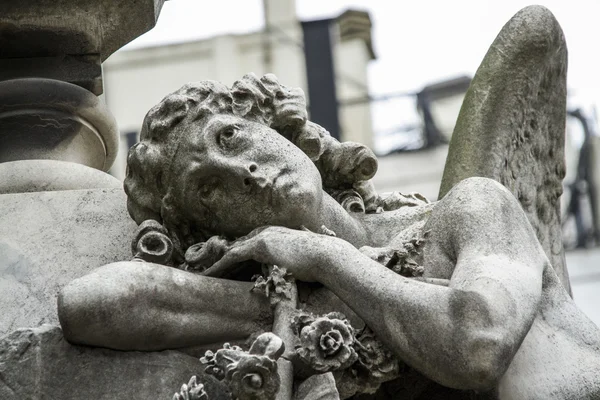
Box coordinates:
[420,75,472,100]
[336,9,376,60]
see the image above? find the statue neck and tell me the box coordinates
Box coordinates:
[304,192,369,248]
[302,192,435,250]
[312,193,436,250]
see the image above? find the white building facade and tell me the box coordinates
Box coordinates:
[103,0,375,179]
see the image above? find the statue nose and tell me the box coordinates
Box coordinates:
[241,162,272,190]
[242,163,260,188]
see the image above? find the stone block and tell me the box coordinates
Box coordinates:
[0,188,136,335]
[0,79,119,171]
[0,325,229,400]
[0,160,122,194]
[0,0,166,62]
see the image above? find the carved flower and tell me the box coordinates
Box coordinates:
[197,333,284,399]
[355,329,400,381]
[200,343,244,380]
[332,329,402,398]
[295,312,358,372]
[226,354,280,400]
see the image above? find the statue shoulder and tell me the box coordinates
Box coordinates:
[428,177,531,253]
[435,177,521,219]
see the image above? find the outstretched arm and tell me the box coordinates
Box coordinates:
[58,261,273,351]
[211,178,547,390]
[322,178,546,390]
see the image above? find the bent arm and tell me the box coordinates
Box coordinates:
[58,261,272,351]
[317,178,546,390]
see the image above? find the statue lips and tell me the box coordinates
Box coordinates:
[264,169,289,205]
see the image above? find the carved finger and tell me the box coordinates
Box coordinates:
[185,236,229,272]
[233,225,272,243]
[202,243,253,277]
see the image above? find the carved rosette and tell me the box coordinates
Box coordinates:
[173,332,285,400]
[292,312,358,372]
[226,355,280,400]
[292,311,401,397]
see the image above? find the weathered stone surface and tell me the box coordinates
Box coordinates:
[0,188,136,336]
[0,160,121,194]
[0,0,166,62]
[0,325,229,400]
[295,373,340,399]
[438,6,570,294]
[0,1,166,95]
[55,8,600,397]
[0,78,119,171]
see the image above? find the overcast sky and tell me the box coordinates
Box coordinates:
[120,0,600,131]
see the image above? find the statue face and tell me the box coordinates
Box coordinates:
[172,114,323,237]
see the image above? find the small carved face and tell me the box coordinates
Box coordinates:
[172,114,323,237]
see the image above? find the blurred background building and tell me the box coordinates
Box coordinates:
[102,0,600,323]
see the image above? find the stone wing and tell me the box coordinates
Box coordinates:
[438,6,571,294]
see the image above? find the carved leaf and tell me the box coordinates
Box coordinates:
[252,265,294,305]
[172,376,209,400]
[294,373,341,400]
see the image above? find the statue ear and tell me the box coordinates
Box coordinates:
[124,142,165,224]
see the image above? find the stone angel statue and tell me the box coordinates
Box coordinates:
[58,6,600,400]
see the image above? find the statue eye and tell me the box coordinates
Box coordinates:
[199,185,211,198]
[217,125,239,147]
[198,178,218,200]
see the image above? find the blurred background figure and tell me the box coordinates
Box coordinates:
[102,0,600,324]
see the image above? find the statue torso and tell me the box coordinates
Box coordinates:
[414,199,600,400]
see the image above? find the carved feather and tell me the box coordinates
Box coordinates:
[439,6,571,295]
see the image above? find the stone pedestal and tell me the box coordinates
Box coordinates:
[0,325,229,400]
[0,188,136,336]
[0,2,198,399]
[0,0,167,94]
[0,0,167,174]
[0,79,119,170]
[0,160,122,194]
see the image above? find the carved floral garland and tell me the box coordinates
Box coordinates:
[173,333,284,400]
[167,221,430,399]
[291,311,401,397]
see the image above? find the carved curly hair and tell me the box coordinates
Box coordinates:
[124,74,383,261]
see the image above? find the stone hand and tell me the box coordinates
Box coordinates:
[203,226,348,283]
